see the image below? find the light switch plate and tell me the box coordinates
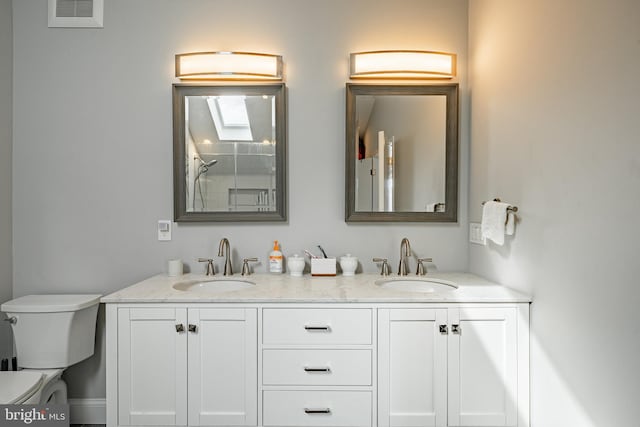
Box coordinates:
[158,220,171,241]
[469,222,486,245]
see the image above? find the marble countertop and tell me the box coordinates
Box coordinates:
[101,272,531,304]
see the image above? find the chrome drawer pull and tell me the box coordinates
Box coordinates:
[304,325,332,332]
[304,408,331,414]
[304,366,331,373]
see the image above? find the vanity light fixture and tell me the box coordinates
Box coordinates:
[175,51,283,80]
[350,50,456,79]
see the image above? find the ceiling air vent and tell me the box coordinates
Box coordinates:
[48,0,103,28]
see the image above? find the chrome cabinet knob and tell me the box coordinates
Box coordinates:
[175,324,185,333]
[188,324,197,333]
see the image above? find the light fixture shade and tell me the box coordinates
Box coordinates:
[350,50,456,79]
[175,51,283,80]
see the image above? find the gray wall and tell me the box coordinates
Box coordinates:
[12,0,469,399]
[469,0,640,425]
[0,0,13,359]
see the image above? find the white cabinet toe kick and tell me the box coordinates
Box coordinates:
[105,303,529,427]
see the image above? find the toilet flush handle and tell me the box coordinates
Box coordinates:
[3,316,16,324]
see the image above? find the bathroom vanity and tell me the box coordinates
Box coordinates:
[102,273,530,427]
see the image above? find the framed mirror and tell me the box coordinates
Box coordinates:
[173,84,287,222]
[345,83,458,222]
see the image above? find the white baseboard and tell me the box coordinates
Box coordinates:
[68,398,106,425]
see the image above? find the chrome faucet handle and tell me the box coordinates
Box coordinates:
[373,258,390,276]
[198,258,215,276]
[416,258,433,275]
[241,258,258,276]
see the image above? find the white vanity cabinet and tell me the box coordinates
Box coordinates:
[378,308,448,426]
[104,273,531,427]
[188,308,257,426]
[378,305,529,427]
[115,307,188,426]
[261,308,374,427]
[110,305,257,427]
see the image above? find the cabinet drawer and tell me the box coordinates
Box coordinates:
[262,309,372,345]
[263,349,372,386]
[263,390,372,427]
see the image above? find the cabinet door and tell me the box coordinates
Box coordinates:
[448,308,518,426]
[117,307,188,426]
[188,308,258,426]
[378,308,448,427]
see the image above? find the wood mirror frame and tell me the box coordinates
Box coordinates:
[345,83,458,222]
[173,83,287,222]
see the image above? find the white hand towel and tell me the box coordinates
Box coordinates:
[505,211,516,236]
[481,201,511,245]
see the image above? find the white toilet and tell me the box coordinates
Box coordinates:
[0,294,101,404]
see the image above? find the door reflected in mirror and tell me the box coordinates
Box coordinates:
[173,84,286,222]
[355,94,446,212]
[345,84,458,222]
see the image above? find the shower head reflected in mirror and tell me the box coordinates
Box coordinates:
[200,159,218,168]
[193,158,218,211]
[195,158,218,179]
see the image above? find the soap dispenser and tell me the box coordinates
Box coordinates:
[269,240,283,274]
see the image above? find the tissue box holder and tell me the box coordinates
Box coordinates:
[311,258,336,276]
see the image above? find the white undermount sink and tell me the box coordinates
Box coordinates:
[375,278,458,293]
[173,279,255,293]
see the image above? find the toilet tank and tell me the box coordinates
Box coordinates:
[1,294,101,369]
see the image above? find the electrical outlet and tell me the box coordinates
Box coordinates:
[469,222,486,245]
[158,220,172,241]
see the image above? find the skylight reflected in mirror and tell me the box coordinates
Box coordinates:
[207,96,253,141]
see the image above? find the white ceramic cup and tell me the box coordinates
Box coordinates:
[167,259,183,277]
[287,255,305,277]
[339,254,358,276]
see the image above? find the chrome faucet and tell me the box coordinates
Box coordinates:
[398,237,412,276]
[218,238,233,276]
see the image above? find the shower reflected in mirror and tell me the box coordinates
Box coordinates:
[192,158,218,211]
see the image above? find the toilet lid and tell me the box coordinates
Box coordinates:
[0,371,44,404]
[1,294,101,313]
